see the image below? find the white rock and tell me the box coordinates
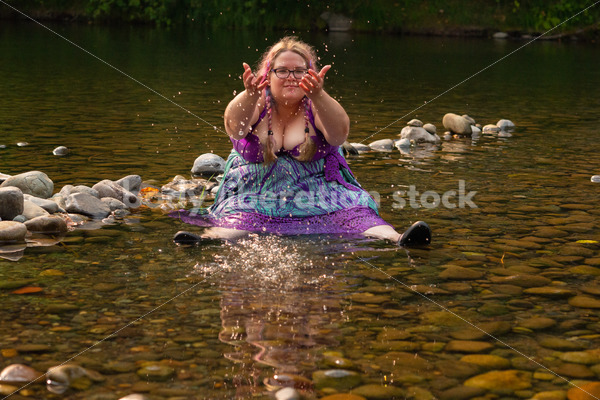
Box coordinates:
[423,123,437,135]
[368,139,394,152]
[52,146,69,156]
[482,124,501,134]
[407,118,423,127]
[442,113,472,135]
[400,126,439,143]
[471,125,481,135]
[0,171,53,199]
[349,142,371,153]
[23,200,50,220]
[275,387,300,400]
[395,138,411,148]
[497,119,516,131]
[191,153,226,176]
[591,175,600,183]
[493,32,509,39]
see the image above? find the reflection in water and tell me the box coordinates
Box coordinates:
[197,235,348,396]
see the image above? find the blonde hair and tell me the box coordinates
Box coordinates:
[257,37,318,164]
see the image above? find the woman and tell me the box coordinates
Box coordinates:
[173,37,430,246]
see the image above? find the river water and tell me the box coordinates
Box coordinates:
[1,21,600,400]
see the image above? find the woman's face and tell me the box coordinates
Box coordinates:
[269,51,308,105]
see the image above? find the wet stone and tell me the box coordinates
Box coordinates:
[136,363,175,382]
[551,363,594,379]
[439,385,486,400]
[534,227,569,238]
[350,293,391,304]
[460,354,511,370]
[464,370,532,394]
[350,384,405,399]
[445,340,494,353]
[569,296,600,309]
[539,337,588,351]
[518,317,557,330]
[320,395,367,400]
[478,302,510,316]
[567,381,600,400]
[569,265,600,276]
[523,286,575,298]
[313,369,362,391]
[489,274,551,287]
[440,282,472,293]
[14,344,51,353]
[585,258,600,266]
[439,265,484,280]
[559,351,600,365]
[435,360,482,379]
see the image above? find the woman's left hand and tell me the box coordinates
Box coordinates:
[300,65,331,99]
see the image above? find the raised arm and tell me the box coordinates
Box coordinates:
[300,65,350,146]
[224,63,268,138]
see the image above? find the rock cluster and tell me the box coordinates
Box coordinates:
[0,153,226,258]
[346,115,515,155]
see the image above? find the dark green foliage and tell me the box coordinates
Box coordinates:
[2,0,599,32]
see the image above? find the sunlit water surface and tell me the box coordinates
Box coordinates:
[1,22,600,399]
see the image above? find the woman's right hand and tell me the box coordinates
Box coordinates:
[242,63,268,97]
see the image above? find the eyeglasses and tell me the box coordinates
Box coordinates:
[271,68,308,79]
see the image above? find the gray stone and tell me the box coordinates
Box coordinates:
[442,113,472,135]
[498,131,513,138]
[65,193,111,219]
[274,387,300,400]
[0,364,43,384]
[395,138,411,149]
[0,171,53,198]
[191,153,226,176]
[462,114,476,125]
[22,200,49,220]
[0,172,11,183]
[341,141,359,156]
[0,221,27,243]
[407,118,423,127]
[116,175,142,194]
[400,126,440,143]
[92,180,139,208]
[482,124,501,134]
[23,194,60,214]
[368,139,394,152]
[12,215,26,223]
[0,187,24,220]
[423,123,437,134]
[591,175,600,183]
[349,142,371,153]
[471,125,481,135]
[497,119,515,131]
[60,184,99,198]
[493,32,509,39]
[52,146,69,156]
[24,215,68,234]
[101,197,127,211]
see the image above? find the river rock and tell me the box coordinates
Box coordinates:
[368,139,394,152]
[136,363,174,382]
[60,184,98,198]
[24,215,68,234]
[342,141,359,156]
[423,123,436,134]
[471,125,481,135]
[407,119,423,127]
[567,381,600,400]
[462,114,476,125]
[191,153,226,176]
[313,369,362,391]
[0,221,27,243]
[482,124,501,134]
[320,394,367,400]
[65,192,111,219]
[118,395,151,400]
[531,390,567,400]
[350,384,405,399]
[539,337,588,351]
[559,351,600,365]
[0,187,24,220]
[493,32,509,39]
[591,175,600,183]
[498,130,513,138]
[489,274,551,287]
[92,180,139,208]
[439,265,484,280]
[349,142,371,153]
[46,364,104,394]
[0,171,53,198]
[0,364,43,384]
[445,340,494,353]
[275,387,300,400]
[569,296,600,309]
[116,175,142,193]
[395,138,411,149]
[497,119,515,131]
[22,194,60,213]
[464,370,532,394]
[101,197,127,211]
[460,354,511,369]
[52,146,69,156]
[439,385,486,400]
[552,363,594,379]
[22,200,49,219]
[400,126,439,143]
[442,113,472,135]
[518,317,556,330]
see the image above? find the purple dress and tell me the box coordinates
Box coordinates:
[172,108,391,235]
